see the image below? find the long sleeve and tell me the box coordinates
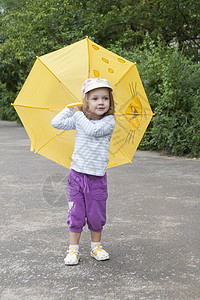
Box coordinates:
[73,111,115,137]
[51,106,76,130]
[51,108,116,176]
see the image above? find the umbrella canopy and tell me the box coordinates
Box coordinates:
[13,37,153,169]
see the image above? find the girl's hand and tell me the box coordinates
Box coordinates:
[69,105,82,114]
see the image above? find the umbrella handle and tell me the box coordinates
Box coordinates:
[67,102,83,108]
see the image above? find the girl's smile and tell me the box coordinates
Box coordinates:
[88,88,110,120]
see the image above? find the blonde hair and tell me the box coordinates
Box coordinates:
[81,89,115,120]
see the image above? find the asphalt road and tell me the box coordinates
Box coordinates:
[0,120,200,300]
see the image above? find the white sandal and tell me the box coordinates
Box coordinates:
[64,248,79,265]
[91,244,109,261]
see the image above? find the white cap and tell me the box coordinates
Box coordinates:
[82,78,112,96]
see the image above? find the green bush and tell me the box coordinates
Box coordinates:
[133,36,200,157]
[0,82,18,121]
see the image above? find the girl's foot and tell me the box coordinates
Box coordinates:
[64,248,79,265]
[91,243,109,261]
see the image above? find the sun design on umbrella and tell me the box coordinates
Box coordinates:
[125,82,142,144]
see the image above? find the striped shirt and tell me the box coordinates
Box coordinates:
[51,107,115,176]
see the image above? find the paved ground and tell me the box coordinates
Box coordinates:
[0,120,200,300]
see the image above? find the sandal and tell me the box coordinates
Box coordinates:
[91,244,109,261]
[64,248,79,265]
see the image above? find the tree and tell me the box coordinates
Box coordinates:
[0,0,82,119]
[69,0,200,60]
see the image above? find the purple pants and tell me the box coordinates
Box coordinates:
[67,169,108,233]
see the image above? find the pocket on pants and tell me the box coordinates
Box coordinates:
[91,187,108,201]
[67,175,80,197]
[67,184,79,196]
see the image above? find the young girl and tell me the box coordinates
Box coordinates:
[51,78,115,265]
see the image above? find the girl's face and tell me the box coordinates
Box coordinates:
[87,87,110,120]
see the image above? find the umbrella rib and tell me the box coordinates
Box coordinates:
[112,63,136,89]
[12,103,84,110]
[110,137,132,163]
[86,36,90,78]
[12,103,60,110]
[36,56,80,103]
[115,112,154,116]
[34,130,65,154]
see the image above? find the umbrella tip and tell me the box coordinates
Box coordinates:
[30,145,34,152]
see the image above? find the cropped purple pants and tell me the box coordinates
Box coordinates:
[67,169,108,233]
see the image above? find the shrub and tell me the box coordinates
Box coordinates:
[134,36,200,157]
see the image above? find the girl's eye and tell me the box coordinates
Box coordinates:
[104,97,109,100]
[92,97,98,101]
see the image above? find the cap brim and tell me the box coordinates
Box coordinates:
[85,85,113,94]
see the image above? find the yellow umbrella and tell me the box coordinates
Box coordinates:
[12,37,153,169]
